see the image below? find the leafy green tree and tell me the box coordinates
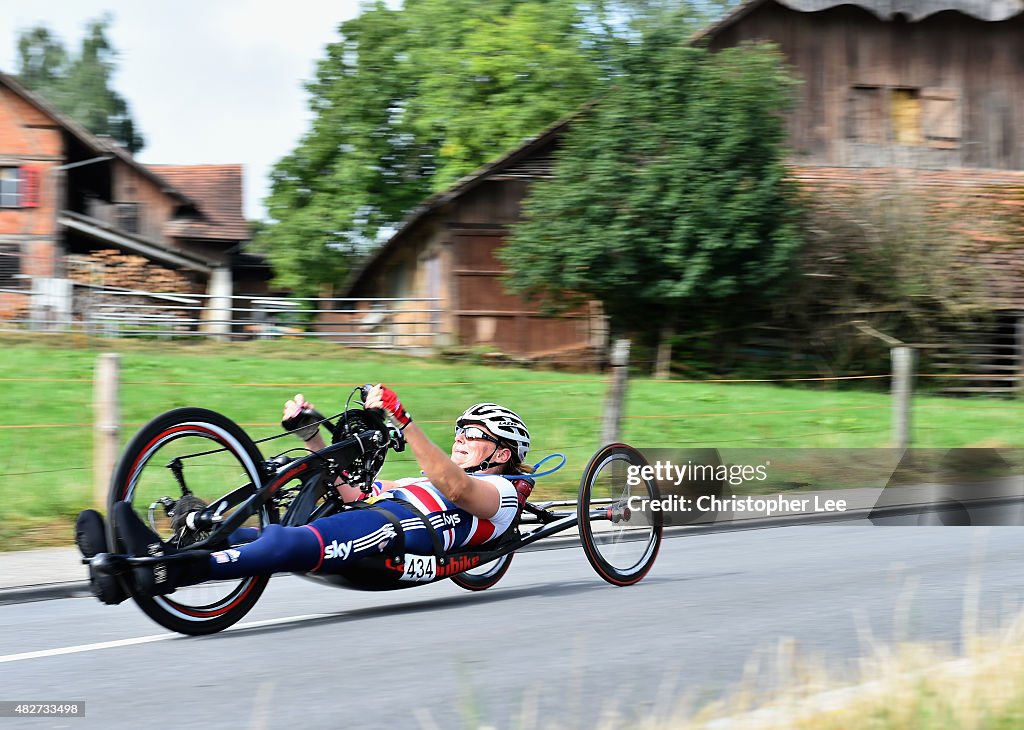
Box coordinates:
[501,34,801,349]
[404,0,602,190]
[259,0,603,297]
[260,3,421,296]
[259,0,750,297]
[15,15,144,153]
[16,26,67,89]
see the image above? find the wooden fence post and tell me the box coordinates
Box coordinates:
[601,339,631,445]
[93,353,120,509]
[654,325,673,380]
[891,346,915,451]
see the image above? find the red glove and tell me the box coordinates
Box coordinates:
[379,385,413,430]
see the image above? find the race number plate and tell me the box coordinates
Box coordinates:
[399,555,436,582]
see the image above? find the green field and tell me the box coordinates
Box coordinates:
[2,333,1022,550]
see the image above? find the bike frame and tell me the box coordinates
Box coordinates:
[105,423,615,584]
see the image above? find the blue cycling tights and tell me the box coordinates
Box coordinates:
[206,503,433,581]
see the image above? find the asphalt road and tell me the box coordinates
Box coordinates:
[2,524,1022,730]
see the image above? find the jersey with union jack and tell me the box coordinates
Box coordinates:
[368,475,521,551]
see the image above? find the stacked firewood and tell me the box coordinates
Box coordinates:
[69,249,192,293]
[67,250,201,331]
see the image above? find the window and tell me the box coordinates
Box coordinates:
[0,246,20,288]
[847,86,884,143]
[890,88,923,145]
[116,202,139,233]
[0,168,19,207]
[847,86,960,149]
[0,167,41,208]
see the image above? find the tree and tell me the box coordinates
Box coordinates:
[500,35,801,354]
[404,0,603,190]
[258,3,422,296]
[15,15,145,154]
[16,26,67,89]
[780,178,1002,375]
[599,0,739,28]
[259,0,604,297]
[259,0,753,298]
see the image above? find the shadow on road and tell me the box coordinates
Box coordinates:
[208,578,646,640]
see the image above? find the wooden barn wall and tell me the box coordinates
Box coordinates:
[111,160,178,244]
[451,179,591,355]
[322,218,449,347]
[709,4,1024,169]
[452,177,531,226]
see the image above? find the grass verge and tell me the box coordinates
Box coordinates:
[2,334,1022,550]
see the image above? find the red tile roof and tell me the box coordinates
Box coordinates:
[149,164,250,241]
[792,165,1024,308]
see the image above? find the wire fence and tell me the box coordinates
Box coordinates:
[4,366,1024,489]
[0,284,443,350]
[0,372,1018,387]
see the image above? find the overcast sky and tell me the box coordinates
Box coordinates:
[0,0,381,220]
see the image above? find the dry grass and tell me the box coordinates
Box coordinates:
[447,572,1024,730]
[591,611,1024,729]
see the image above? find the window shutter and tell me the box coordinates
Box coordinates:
[847,86,884,144]
[22,166,41,207]
[921,88,961,149]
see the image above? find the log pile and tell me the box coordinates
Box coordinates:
[68,249,193,293]
[67,250,200,332]
[0,292,29,320]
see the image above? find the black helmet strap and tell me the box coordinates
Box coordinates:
[463,443,509,474]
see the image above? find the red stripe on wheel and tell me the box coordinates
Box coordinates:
[168,578,258,618]
[122,424,226,500]
[265,462,308,496]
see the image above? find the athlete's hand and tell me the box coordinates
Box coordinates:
[365,383,413,430]
[282,393,320,441]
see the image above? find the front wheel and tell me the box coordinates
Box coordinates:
[450,553,513,591]
[108,407,272,635]
[578,443,662,586]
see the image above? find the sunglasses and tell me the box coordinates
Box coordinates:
[454,425,501,446]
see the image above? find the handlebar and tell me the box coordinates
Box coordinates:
[356,383,405,452]
[281,406,330,440]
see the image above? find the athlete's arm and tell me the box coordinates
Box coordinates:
[402,422,501,519]
[365,385,501,519]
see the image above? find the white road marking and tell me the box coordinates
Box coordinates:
[0,613,333,664]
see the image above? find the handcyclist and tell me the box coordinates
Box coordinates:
[75,384,534,600]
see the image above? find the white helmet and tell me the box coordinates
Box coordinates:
[457,403,530,464]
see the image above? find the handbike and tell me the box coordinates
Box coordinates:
[87,389,663,635]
